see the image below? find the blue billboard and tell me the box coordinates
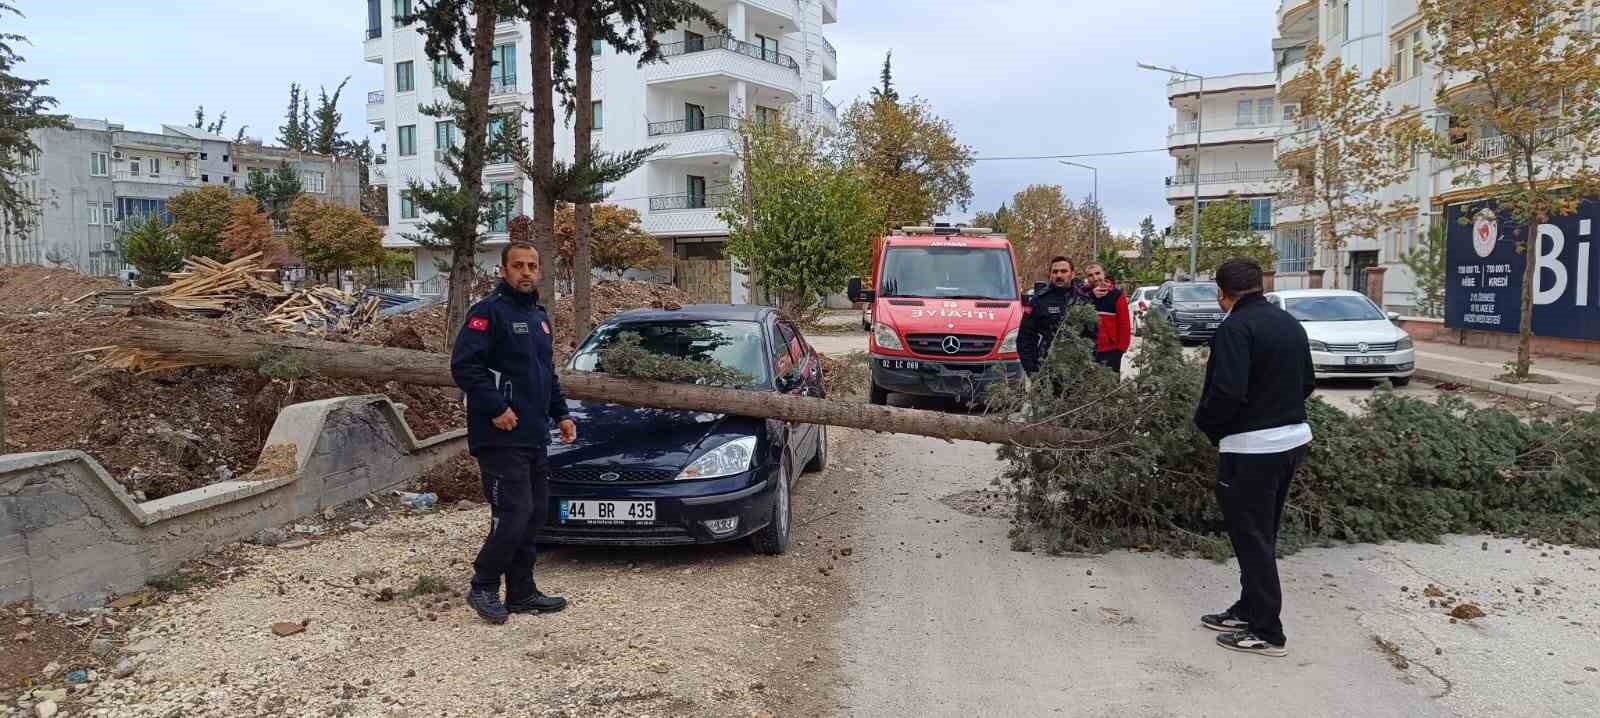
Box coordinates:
[1444,198,1600,341]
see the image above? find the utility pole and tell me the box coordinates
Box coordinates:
[1137,62,1204,278]
[1059,160,1099,260]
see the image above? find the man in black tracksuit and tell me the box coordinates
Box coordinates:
[451,242,577,624]
[1017,256,1097,376]
[1194,258,1317,658]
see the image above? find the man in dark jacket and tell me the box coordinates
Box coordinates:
[1194,258,1316,658]
[1017,256,1096,375]
[451,241,577,625]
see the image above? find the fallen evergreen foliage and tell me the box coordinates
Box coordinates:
[993,309,1600,558]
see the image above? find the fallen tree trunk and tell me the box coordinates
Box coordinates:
[113,318,1093,448]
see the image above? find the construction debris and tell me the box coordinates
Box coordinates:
[263,288,382,335]
[140,253,287,314]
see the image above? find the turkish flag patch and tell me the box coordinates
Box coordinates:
[467,317,490,332]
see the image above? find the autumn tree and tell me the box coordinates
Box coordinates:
[221,197,282,262]
[722,120,883,321]
[838,51,974,229]
[0,2,69,245]
[553,203,662,285]
[1281,42,1422,288]
[287,195,385,277]
[1418,0,1600,377]
[1005,185,1107,283]
[122,214,182,287]
[168,186,235,260]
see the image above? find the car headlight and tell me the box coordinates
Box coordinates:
[675,436,758,480]
[1395,336,1413,350]
[873,322,904,351]
[999,328,1018,354]
[1308,340,1329,352]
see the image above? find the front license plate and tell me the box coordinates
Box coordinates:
[1206,322,1220,329]
[560,500,656,524]
[1346,356,1383,366]
[882,359,920,370]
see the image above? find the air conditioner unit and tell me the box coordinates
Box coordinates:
[101,241,116,251]
[112,150,124,160]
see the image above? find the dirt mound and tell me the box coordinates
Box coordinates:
[0,264,120,312]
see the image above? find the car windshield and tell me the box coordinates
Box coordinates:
[571,320,771,387]
[1283,296,1386,322]
[879,246,1017,300]
[1172,284,1218,302]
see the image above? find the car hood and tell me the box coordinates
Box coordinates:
[877,297,1021,336]
[546,400,763,472]
[1301,320,1408,344]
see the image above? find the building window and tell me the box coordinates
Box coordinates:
[591,101,603,130]
[1257,98,1275,126]
[1236,99,1255,126]
[1275,224,1313,273]
[1249,198,1273,231]
[301,170,327,193]
[435,120,457,152]
[88,204,100,225]
[101,203,115,226]
[756,105,780,125]
[807,94,814,113]
[396,61,415,92]
[1341,1,1350,39]
[117,198,172,225]
[392,0,410,27]
[223,153,229,162]
[145,157,160,175]
[90,152,109,176]
[1392,35,1409,80]
[202,174,210,182]
[398,125,417,156]
[200,152,208,160]
[1411,29,1425,77]
[400,190,416,219]
[491,44,516,88]
[433,57,451,84]
[755,34,779,63]
[489,181,514,232]
[486,115,512,163]
[591,38,603,56]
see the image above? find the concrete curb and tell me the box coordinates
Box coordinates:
[1414,367,1594,411]
[0,395,467,610]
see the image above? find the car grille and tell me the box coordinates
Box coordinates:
[905,334,996,357]
[1174,311,1225,321]
[552,467,677,484]
[1323,341,1399,354]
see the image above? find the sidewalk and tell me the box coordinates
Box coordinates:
[1414,340,1600,411]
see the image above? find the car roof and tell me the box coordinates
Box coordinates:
[1269,289,1369,299]
[606,303,779,324]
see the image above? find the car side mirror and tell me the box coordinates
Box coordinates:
[1386,311,1401,322]
[847,277,874,303]
[1032,281,1047,297]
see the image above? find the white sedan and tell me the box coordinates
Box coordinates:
[1266,289,1416,385]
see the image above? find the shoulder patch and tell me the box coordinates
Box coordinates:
[467,316,490,332]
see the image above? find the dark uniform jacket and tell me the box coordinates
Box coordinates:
[1193,293,1317,445]
[1017,282,1097,373]
[449,281,570,455]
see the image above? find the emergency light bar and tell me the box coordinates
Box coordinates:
[896,226,994,236]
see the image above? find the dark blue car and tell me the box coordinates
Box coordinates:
[537,305,827,554]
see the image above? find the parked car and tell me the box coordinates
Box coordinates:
[1129,285,1161,334]
[1146,281,1227,344]
[1266,289,1415,385]
[538,305,827,555]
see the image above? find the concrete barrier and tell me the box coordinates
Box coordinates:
[0,395,466,611]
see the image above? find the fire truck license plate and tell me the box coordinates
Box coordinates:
[881,359,919,370]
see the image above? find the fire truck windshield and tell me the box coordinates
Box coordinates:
[879,246,1017,301]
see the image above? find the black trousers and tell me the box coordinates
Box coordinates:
[1214,445,1306,646]
[471,447,550,599]
[1094,350,1124,377]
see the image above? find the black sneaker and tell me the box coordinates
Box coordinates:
[1200,609,1249,632]
[1216,630,1287,657]
[506,591,567,614]
[467,588,509,625]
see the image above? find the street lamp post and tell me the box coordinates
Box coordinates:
[1058,160,1099,260]
[1138,62,1203,278]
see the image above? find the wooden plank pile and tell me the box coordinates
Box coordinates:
[140,253,288,313]
[263,287,382,335]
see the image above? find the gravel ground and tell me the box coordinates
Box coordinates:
[22,442,864,718]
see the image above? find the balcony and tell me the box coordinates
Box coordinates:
[1275,122,1319,164]
[113,170,200,188]
[643,193,730,237]
[645,115,739,159]
[1165,169,1294,201]
[647,36,802,99]
[649,192,730,211]
[1166,71,1276,99]
[489,74,518,97]
[364,28,383,64]
[648,114,737,136]
[1167,119,1289,149]
[822,96,837,122]
[1279,60,1312,100]
[739,0,798,24]
[366,90,384,125]
[818,34,837,80]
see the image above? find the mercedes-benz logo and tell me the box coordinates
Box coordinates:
[598,471,621,482]
[1357,342,1369,354]
[942,336,962,354]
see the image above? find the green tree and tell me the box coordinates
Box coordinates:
[972,203,1011,234]
[1136,215,1160,260]
[191,105,227,135]
[168,186,236,260]
[1166,197,1277,276]
[0,2,69,245]
[277,83,305,150]
[721,121,884,321]
[287,195,385,276]
[1418,0,1600,378]
[838,52,974,229]
[122,214,182,287]
[1402,219,1447,318]
[309,77,350,156]
[402,0,506,350]
[246,160,303,227]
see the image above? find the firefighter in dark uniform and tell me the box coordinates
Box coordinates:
[1018,256,1097,376]
[450,241,576,625]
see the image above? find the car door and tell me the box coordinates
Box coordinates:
[773,320,818,471]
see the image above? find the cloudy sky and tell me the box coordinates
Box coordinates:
[17,0,1276,234]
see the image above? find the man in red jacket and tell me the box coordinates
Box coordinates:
[1085,263,1132,377]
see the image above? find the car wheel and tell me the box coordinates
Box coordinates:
[869,382,888,405]
[1391,376,1412,387]
[804,425,828,473]
[750,459,791,555]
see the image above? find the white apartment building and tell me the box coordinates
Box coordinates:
[1162,71,1291,267]
[363,0,840,304]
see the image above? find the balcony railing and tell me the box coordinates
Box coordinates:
[490,75,517,94]
[367,90,384,104]
[822,97,837,119]
[658,35,800,72]
[366,27,381,40]
[647,114,737,136]
[1449,126,1576,164]
[649,192,730,211]
[113,170,200,187]
[1168,119,1295,137]
[1166,169,1294,186]
[820,34,836,59]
